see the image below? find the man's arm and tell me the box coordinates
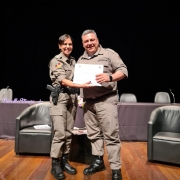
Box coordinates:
[110,71,127,82]
[95,49,128,84]
[95,71,126,84]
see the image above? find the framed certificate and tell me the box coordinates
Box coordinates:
[73,64,103,86]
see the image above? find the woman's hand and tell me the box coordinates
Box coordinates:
[79,81,93,88]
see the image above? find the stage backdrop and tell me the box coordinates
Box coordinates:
[0,1,180,103]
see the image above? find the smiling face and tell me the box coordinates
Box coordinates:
[82,33,99,56]
[58,38,73,57]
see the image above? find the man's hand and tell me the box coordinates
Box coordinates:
[95,73,110,84]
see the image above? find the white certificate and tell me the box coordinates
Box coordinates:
[73,64,103,86]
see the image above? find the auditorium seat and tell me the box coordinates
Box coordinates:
[119,93,137,102]
[147,105,180,165]
[15,102,53,155]
[154,92,171,103]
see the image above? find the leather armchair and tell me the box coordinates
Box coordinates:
[147,105,180,164]
[15,102,53,155]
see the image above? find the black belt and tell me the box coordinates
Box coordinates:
[61,87,80,94]
[84,91,117,100]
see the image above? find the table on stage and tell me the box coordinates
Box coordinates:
[0,102,179,141]
[117,102,179,141]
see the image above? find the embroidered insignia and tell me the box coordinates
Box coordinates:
[55,62,62,68]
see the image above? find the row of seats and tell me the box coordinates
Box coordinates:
[119,92,171,103]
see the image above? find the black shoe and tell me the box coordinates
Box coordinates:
[51,158,65,180]
[83,156,105,175]
[112,169,122,180]
[61,154,77,175]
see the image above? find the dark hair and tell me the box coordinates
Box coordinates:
[58,34,73,45]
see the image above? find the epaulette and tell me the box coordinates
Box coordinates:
[54,54,62,59]
[48,55,61,68]
[106,48,116,53]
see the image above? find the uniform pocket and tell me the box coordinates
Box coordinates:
[64,65,73,80]
[98,58,109,71]
[50,102,63,115]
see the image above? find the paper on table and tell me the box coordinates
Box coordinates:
[73,64,103,86]
[33,125,51,129]
[71,127,87,135]
[71,129,87,135]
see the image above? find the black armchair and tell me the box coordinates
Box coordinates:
[15,102,53,155]
[147,105,180,164]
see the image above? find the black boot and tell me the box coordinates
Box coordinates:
[61,154,77,175]
[83,155,105,175]
[51,158,65,180]
[112,169,122,180]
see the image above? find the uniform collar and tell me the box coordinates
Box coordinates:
[55,52,74,64]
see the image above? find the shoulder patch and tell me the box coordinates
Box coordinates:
[55,62,62,68]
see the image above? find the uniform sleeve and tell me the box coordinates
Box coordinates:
[109,51,128,78]
[49,59,66,82]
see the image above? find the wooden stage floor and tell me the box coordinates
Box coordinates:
[0,139,180,180]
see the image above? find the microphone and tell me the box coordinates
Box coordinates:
[1,86,9,102]
[169,88,175,103]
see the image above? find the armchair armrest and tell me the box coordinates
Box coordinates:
[147,107,162,160]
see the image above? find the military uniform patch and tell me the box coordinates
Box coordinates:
[55,62,62,68]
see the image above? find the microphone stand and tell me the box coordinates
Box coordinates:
[169,89,175,104]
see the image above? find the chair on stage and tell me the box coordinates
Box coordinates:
[0,88,13,101]
[15,102,53,155]
[154,92,171,103]
[147,105,180,165]
[119,93,137,102]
